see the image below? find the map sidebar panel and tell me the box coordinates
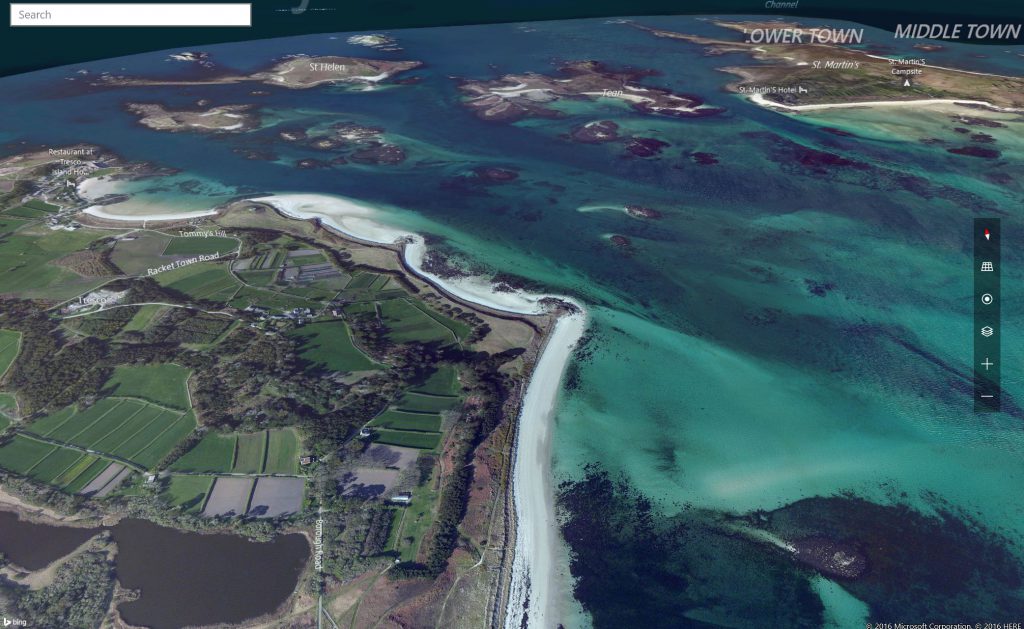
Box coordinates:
[975,218,1001,412]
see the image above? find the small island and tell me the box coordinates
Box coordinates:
[636,20,1024,111]
[96,55,422,90]
[458,60,723,122]
[125,102,259,133]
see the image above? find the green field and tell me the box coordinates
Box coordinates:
[281,285,335,301]
[26,398,196,470]
[0,435,54,474]
[106,364,191,410]
[170,432,236,473]
[339,272,403,302]
[0,434,122,493]
[265,428,300,474]
[164,475,214,512]
[0,329,21,377]
[412,366,459,397]
[62,457,110,494]
[171,428,299,474]
[22,199,59,212]
[0,216,27,234]
[0,436,114,492]
[0,430,124,493]
[396,392,459,413]
[4,206,50,219]
[47,401,128,444]
[389,464,440,561]
[369,410,442,433]
[0,393,15,417]
[287,320,381,373]
[28,402,91,438]
[286,253,325,266]
[4,203,58,223]
[232,432,266,474]
[124,412,197,469]
[229,286,320,312]
[156,262,240,302]
[163,236,238,256]
[52,454,98,487]
[110,232,172,275]
[89,404,161,452]
[122,305,163,332]
[412,302,472,342]
[373,429,441,450]
[0,415,9,432]
[345,272,379,290]
[47,454,100,489]
[30,447,86,483]
[380,299,457,345]
[237,269,276,287]
[0,229,109,298]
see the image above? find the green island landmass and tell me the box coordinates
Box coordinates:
[639,20,1024,109]
[0,150,547,627]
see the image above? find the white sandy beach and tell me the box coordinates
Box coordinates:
[748,92,1024,113]
[78,176,219,222]
[82,205,218,221]
[253,193,559,315]
[80,189,587,628]
[503,310,587,629]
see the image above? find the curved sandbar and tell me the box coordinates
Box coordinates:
[252,193,559,316]
[82,205,218,222]
[503,310,587,629]
[748,92,1024,114]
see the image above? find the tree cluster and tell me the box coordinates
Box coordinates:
[15,551,114,629]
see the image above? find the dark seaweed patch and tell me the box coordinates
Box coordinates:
[803,278,836,297]
[948,146,1002,159]
[557,464,824,628]
[560,464,1024,627]
[821,127,857,137]
[689,151,719,165]
[764,496,1024,621]
[744,131,1000,215]
[563,328,599,392]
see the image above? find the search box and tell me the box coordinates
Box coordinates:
[10,3,250,26]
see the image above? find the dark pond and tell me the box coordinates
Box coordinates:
[0,511,309,629]
[0,510,101,570]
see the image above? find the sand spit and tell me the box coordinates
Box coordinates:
[503,310,587,629]
[252,193,558,315]
[749,92,1024,114]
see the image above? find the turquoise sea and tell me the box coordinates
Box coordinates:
[2,16,1023,626]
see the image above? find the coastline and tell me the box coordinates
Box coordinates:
[253,193,558,316]
[503,310,587,629]
[72,189,587,628]
[77,175,225,222]
[82,205,217,222]
[747,92,1024,114]
[253,193,588,629]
